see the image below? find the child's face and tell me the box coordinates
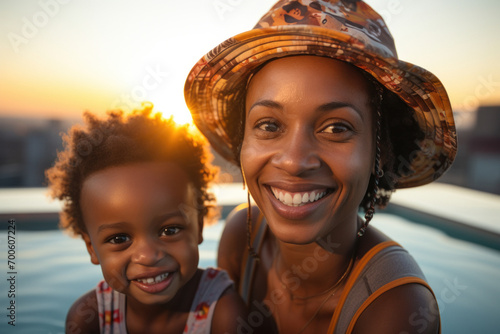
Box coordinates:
[80,162,203,306]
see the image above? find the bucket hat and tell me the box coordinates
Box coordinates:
[184,0,457,188]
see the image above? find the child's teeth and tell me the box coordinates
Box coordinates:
[155,273,168,283]
[138,273,169,285]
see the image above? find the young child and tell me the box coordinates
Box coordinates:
[46,104,247,334]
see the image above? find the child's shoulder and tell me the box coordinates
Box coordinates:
[194,267,233,301]
[65,288,99,334]
[181,267,247,334]
[204,267,248,334]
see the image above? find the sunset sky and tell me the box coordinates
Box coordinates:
[1,0,499,125]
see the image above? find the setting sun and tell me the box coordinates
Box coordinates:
[158,105,193,126]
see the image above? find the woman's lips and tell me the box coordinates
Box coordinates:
[130,271,174,294]
[266,185,334,220]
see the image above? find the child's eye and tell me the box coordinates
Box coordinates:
[107,234,130,244]
[161,226,182,236]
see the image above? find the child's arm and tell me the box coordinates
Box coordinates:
[65,289,100,334]
[210,285,249,334]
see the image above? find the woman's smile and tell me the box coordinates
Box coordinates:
[265,183,337,221]
[261,173,339,220]
[270,186,331,206]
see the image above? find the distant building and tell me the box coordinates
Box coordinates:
[0,117,67,188]
[466,106,500,194]
[440,105,500,195]
[22,119,64,186]
[0,128,24,186]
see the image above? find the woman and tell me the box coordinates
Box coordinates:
[184,1,457,333]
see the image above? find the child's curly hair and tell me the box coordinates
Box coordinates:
[46,103,219,237]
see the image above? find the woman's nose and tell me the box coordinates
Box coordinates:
[131,238,164,266]
[271,128,321,175]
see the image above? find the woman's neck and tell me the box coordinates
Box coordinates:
[273,230,358,300]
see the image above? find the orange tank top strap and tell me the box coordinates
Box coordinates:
[327,241,441,334]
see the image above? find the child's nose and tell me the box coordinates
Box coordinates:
[131,238,164,266]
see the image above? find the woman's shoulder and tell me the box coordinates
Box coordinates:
[352,282,440,334]
[356,224,394,258]
[65,288,100,334]
[350,226,440,333]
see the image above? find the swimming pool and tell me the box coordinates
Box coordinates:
[0,186,499,333]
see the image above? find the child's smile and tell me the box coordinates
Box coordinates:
[80,162,203,306]
[129,270,174,294]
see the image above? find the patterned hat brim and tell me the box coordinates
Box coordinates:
[185,26,457,188]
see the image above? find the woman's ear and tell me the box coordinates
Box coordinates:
[82,233,100,265]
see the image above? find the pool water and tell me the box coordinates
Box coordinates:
[0,213,499,334]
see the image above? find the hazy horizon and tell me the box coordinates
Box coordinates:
[1,0,500,124]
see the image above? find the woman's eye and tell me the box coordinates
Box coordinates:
[256,121,280,132]
[321,122,351,134]
[107,235,130,244]
[161,226,181,236]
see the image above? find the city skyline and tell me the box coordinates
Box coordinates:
[1,0,500,125]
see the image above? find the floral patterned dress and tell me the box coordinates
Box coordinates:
[95,267,233,334]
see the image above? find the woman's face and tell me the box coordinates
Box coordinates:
[241,56,375,244]
[80,162,202,306]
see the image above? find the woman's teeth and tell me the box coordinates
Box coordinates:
[136,272,170,285]
[271,187,327,206]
